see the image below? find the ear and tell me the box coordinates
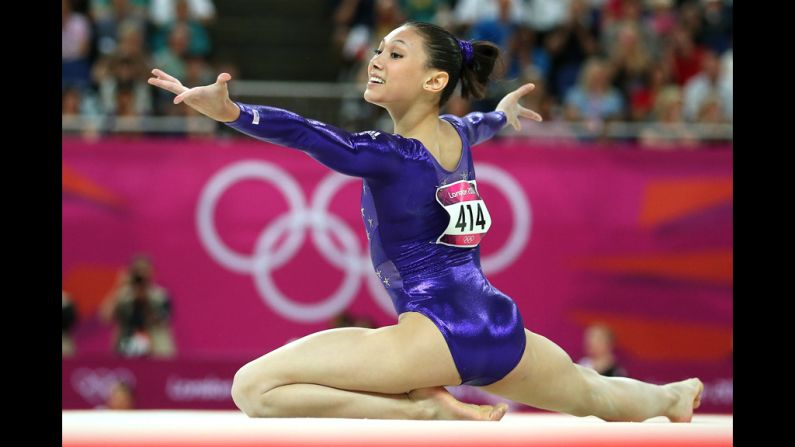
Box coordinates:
[423,70,449,94]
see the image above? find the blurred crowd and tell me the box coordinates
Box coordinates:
[62,0,226,136]
[331,0,732,145]
[63,0,732,145]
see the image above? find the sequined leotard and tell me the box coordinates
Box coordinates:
[227,103,525,386]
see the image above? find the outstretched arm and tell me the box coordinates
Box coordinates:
[449,83,543,147]
[226,103,405,178]
[454,110,511,147]
[147,69,404,179]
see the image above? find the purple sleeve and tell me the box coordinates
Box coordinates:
[442,111,507,147]
[225,102,405,179]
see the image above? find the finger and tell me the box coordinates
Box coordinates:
[216,72,232,85]
[152,68,180,84]
[147,77,187,95]
[518,106,543,122]
[512,83,536,98]
[174,89,192,104]
[510,116,520,131]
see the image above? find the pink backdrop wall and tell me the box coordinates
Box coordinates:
[62,137,732,412]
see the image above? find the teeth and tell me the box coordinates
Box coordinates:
[369,76,385,84]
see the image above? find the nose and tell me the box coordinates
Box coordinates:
[370,53,383,71]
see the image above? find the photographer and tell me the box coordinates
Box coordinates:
[100,254,176,358]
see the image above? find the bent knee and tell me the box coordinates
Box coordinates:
[231,364,273,417]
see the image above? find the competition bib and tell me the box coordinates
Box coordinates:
[435,180,492,247]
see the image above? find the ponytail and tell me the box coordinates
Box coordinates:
[406,21,503,106]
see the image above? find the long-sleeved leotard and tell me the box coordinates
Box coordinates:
[227,103,525,386]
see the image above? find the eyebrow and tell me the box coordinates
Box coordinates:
[381,39,410,47]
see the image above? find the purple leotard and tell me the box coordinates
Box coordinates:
[227,103,526,386]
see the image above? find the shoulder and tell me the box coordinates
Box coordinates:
[439,113,464,132]
[440,112,492,134]
[352,129,424,160]
[439,114,468,142]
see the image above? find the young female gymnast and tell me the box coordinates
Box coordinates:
[149,21,702,422]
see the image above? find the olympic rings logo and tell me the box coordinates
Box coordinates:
[196,160,531,323]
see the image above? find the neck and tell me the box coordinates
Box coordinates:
[387,100,441,141]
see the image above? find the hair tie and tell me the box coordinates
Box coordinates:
[458,39,474,67]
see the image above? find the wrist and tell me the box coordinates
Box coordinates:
[494,110,508,127]
[222,100,241,123]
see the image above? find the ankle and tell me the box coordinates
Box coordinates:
[661,384,679,418]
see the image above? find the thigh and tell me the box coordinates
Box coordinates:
[236,312,462,395]
[479,329,593,414]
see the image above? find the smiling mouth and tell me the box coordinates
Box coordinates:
[368,76,385,85]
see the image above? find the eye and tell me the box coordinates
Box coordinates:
[390,52,403,59]
[373,49,383,55]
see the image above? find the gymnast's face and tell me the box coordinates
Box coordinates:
[364,25,449,109]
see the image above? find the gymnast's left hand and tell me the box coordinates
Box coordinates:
[147,68,241,122]
[495,83,543,131]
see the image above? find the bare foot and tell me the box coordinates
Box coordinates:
[408,387,508,421]
[664,378,704,423]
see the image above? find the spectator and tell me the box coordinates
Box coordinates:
[92,21,154,116]
[91,0,149,57]
[90,0,149,22]
[520,0,570,42]
[600,0,659,60]
[697,0,731,55]
[452,0,523,36]
[63,291,78,357]
[682,50,731,122]
[512,26,551,82]
[100,254,176,358]
[544,0,599,101]
[627,62,669,121]
[607,21,653,107]
[332,0,377,82]
[667,25,706,86]
[373,0,406,48]
[63,0,93,91]
[151,0,212,58]
[330,311,376,328]
[331,312,356,328]
[469,0,519,55]
[62,86,103,140]
[399,0,449,25]
[676,0,703,37]
[693,92,727,144]
[149,0,216,27]
[353,315,376,328]
[564,57,624,122]
[578,324,627,377]
[153,23,191,115]
[645,0,677,40]
[63,87,83,116]
[639,85,698,148]
[105,380,136,410]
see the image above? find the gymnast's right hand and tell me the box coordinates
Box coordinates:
[147,68,241,123]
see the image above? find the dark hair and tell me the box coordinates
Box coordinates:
[406,21,502,106]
